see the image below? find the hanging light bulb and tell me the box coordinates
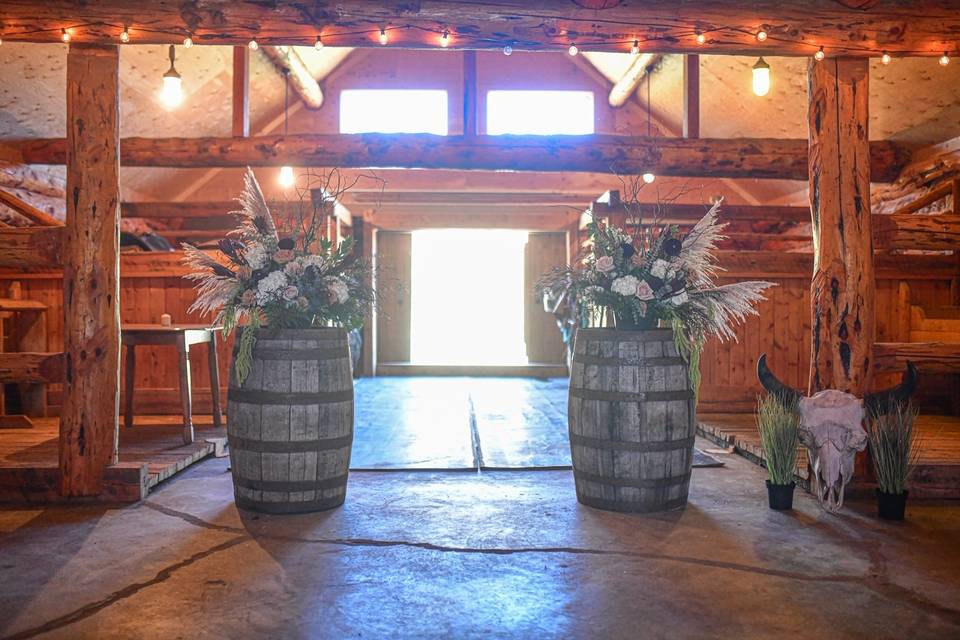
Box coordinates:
[568,43,579,56]
[314,34,323,50]
[61,29,71,43]
[881,51,891,65]
[278,165,296,188]
[248,38,258,51]
[183,35,193,48]
[814,46,825,61]
[631,39,640,55]
[0,36,4,47]
[939,51,950,66]
[160,45,184,109]
[756,30,768,42]
[441,30,450,47]
[642,172,656,184]
[120,27,130,43]
[278,70,295,188]
[752,56,771,96]
[379,28,388,45]
[503,45,513,56]
[695,32,706,45]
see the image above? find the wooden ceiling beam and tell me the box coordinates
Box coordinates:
[232,46,250,137]
[261,46,325,109]
[0,1,956,57]
[608,54,659,108]
[3,134,909,181]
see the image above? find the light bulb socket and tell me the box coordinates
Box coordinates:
[315,34,323,49]
[61,29,71,43]
[120,28,129,43]
[379,28,388,45]
[631,39,640,54]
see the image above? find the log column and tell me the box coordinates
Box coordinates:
[60,43,121,496]
[807,57,874,395]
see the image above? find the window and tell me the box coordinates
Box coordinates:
[486,90,595,135]
[339,89,448,135]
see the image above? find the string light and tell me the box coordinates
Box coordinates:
[120,27,129,43]
[755,30,768,42]
[379,28,388,45]
[278,69,295,188]
[631,39,640,54]
[881,51,891,65]
[642,172,656,184]
[752,56,771,96]
[814,46,825,61]
[503,45,513,56]
[315,34,323,50]
[568,43,579,56]
[695,32,706,45]
[183,35,193,48]
[441,30,450,47]
[939,51,950,66]
[159,44,184,109]
[61,29,71,43]
[248,38,258,50]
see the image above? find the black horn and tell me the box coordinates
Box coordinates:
[863,361,918,416]
[756,354,803,407]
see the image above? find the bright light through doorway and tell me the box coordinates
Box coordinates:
[410,229,529,365]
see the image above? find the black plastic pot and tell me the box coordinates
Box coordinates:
[877,490,908,521]
[766,480,796,510]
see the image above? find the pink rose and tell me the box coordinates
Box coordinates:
[281,285,299,301]
[635,280,654,301]
[284,260,304,277]
[274,249,296,264]
[240,289,256,306]
[596,256,615,272]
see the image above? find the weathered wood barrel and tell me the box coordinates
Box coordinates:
[568,328,697,513]
[227,327,354,514]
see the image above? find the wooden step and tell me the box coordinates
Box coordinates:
[0,352,64,383]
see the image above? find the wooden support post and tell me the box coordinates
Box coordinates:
[683,54,700,139]
[462,50,477,137]
[232,46,250,137]
[807,57,874,395]
[60,43,121,497]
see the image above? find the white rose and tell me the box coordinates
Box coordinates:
[611,275,640,297]
[244,243,267,269]
[650,259,670,279]
[667,290,689,305]
[324,276,350,304]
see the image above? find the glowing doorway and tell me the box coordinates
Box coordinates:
[409,229,529,365]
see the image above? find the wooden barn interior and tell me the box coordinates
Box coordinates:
[1,2,959,638]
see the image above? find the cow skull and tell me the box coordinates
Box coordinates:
[756,355,917,513]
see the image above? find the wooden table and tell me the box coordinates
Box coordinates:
[121,324,223,444]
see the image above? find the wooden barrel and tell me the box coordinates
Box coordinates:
[227,327,354,514]
[568,327,696,513]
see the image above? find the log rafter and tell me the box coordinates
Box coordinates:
[0,1,957,57]
[1,134,910,181]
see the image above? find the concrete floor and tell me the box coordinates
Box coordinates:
[1,443,959,639]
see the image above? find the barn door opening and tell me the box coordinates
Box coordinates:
[409,229,529,365]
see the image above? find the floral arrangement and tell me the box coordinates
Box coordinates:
[537,197,774,389]
[182,168,374,383]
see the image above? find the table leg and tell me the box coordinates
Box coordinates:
[177,335,194,444]
[208,331,223,429]
[124,344,135,429]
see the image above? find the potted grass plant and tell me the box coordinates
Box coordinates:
[756,394,800,510]
[867,402,920,521]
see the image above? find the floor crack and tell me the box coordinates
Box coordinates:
[467,394,484,471]
[2,536,248,640]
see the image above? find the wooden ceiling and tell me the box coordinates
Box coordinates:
[0,1,957,57]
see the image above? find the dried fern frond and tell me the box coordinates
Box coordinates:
[681,199,728,286]
[230,167,278,243]
[691,281,776,342]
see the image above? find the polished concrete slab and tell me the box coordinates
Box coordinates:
[1,447,958,639]
[352,377,721,471]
